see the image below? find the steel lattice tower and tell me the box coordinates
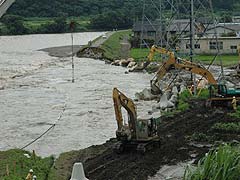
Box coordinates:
[140,0,224,79]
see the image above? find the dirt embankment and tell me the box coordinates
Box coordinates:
[50,99,240,180]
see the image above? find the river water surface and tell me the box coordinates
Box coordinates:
[0,32,154,157]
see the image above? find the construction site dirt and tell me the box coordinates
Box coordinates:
[51,99,240,180]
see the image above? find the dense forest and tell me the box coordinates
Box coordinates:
[6,0,239,18]
[1,0,239,35]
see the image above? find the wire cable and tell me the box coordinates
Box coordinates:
[21,103,67,150]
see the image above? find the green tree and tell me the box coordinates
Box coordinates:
[90,10,133,30]
[38,16,67,33]
[1,14,28,35]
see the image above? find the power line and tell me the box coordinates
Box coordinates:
[21,103,67,150]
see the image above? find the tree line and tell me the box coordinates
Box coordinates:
[0,0,239,35]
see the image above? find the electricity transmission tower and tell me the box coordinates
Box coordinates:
[140,0,224,92]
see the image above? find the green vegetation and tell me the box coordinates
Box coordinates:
[177,90,191,111]
[0,15,91,35]
[190,133,210,142]
[184,144,240,180]
[212,122,240,133]
[130,48,167,62]
[130,48,149,61]
[130,48,238,66]
[196,54,238,66]
[1,0,239,34]
[23,17,90,32]
[6,0,240,19]
[229,107,240,119]
[101,30,132,60]
[162,88,209,117]
[0,149,53,180]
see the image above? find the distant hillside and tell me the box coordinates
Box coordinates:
[6,0,239,18]
[1,0,239,35]
[6,0,142,17]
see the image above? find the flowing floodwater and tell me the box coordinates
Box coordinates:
[0,32,154,157]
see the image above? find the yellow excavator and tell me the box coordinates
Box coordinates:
[146,45,217,95]
[112,88,159,153]
[146,45,240,107]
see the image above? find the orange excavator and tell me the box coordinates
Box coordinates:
[112,88,159,153]
[146,45,217,95]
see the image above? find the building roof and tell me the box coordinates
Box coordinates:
[133,19,190,32]
[133,20,240,35]
[218,23,240,31]
[180,36,240,40]
[132,21,160,32]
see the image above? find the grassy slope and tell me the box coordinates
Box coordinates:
[130,48,239,66]
[0,149,53,180]
[101,30,132,60]
[24,17,90,27]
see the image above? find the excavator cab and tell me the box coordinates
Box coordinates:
[112,88,160,153]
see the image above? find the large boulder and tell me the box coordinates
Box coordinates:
[111,60,121,66]
[169,94,178,104]
[172,86,179,95]
[127,61,137,68]
[127,58,135,62]
[180,84,187,93]
[119,59,130,67]
[159,93,175,109]
[135,88,159,101]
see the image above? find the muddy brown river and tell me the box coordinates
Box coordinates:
[0,32,154,157]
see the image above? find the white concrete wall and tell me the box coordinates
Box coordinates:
[180,37,240,54]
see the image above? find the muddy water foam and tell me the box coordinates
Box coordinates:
[0,33,154,156]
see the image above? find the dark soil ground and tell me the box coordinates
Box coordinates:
[50,99,240,180]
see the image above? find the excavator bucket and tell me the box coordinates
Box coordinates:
[150,81,162,95]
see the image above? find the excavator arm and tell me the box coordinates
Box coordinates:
[112,88,137,140]
[148,45,217,95]
[142,45,175,69]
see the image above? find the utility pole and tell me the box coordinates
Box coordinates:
[190,0,197,95]
[70,21,75,83]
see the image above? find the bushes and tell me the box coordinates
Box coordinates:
[176,90,191,112]
[229,106,240,119]
[212,122,240,133]
[0,149,53,180]
[184,144,240,180]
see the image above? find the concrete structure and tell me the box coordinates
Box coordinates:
[70,162,88,180]
[132,21,161,43]
[233,16,240,23]
[180,36,240,54]
[204,23,240,38]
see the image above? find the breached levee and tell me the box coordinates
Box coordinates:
[77,46,106,60]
